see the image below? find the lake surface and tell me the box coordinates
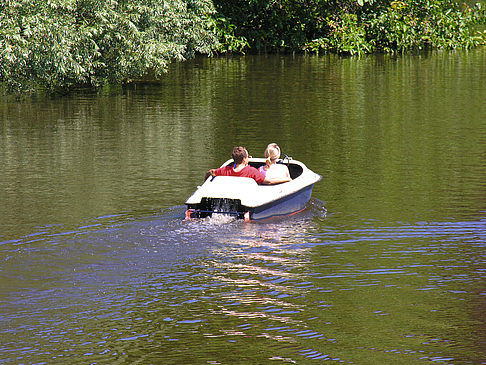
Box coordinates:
[1,48,485,364]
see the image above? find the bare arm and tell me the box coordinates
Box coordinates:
[262,175,291,185]
[204,169,216,181]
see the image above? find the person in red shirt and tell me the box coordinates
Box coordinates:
[205,146,291,185]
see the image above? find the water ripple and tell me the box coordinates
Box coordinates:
[0,209,484,363]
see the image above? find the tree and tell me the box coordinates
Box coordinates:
[1,0,485,94]
[0,0,219,93]
[212,0,486,55]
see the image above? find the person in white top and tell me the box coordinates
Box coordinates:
[258,143,291,181]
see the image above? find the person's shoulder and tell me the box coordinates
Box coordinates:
[241,164,256,171]
[243,165,262,175]
[242,165,264,181]
[215,165,232,175]
[265,163,290,179]
[270,163,289,173]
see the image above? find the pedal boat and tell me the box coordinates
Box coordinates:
[185,157,321,221]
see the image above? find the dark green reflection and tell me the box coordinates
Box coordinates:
[1,48,485,239]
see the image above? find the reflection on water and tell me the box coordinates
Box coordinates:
[1,203,484,363]
[1,49,485,363]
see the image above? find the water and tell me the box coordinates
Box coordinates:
[1,48,485,364]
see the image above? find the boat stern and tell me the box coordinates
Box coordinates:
[185,176,258,219]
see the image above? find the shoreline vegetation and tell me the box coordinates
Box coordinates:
[1,0,485,95]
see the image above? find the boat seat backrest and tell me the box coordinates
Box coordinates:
[246,161,303,179]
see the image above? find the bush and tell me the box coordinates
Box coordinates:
[1,0,485,94]
[366,0,486,52]
[213,0,486,55]
[0,0,219,93]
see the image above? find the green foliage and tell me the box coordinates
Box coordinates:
[213,0,486,54]
[212,0,333,51]
[305,13,374,56]
[211,17,249,53]
[0,0,219,93]
[366,0,486,52]
[1,0,485,94]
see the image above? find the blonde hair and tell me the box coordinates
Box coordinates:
[264,143,281,169]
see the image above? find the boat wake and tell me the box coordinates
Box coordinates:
[306,198,328,218]
[200,212,238,225]
[184,197,327,225]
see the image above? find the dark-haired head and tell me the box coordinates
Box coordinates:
[232,146,248,165]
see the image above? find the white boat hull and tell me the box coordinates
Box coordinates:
[185,158,321,221]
